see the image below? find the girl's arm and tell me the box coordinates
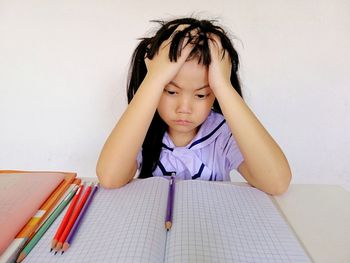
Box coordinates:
[96,77,164,188]
[96,31,195,188]
[208,37,292,196]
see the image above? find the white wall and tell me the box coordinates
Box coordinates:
[1,1,349,190]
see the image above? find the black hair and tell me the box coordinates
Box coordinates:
[127,17,243,178]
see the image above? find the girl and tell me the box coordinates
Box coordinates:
[96,17,291,195]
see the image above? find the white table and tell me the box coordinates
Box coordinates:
[274,184,350,263]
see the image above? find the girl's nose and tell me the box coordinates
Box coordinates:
[176,96,192,114]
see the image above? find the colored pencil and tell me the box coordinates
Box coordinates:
[50,184,84,251]
[16,185,78,263]
[165,174,176,230]
[54,183,93,253]
[62,183,99,254]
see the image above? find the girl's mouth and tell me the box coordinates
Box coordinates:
[174,120,192,125]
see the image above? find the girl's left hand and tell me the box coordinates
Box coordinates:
[208,34,232,92]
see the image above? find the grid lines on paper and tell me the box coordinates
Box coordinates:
[24,177,168,263]
[165,180,311,263]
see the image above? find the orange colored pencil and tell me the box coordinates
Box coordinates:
[54,183,92,253]
[50,184,84,251]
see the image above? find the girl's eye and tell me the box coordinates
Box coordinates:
[195,94,208,99]
[165,89,177,95]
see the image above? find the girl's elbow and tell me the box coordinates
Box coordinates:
[96,167,129,189]
[98,176,129,189]
[272,168,292,196]
[96,166,135,189]
[272,182,289,196]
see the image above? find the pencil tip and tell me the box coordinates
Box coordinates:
[165,221,172,230]
[61,251,64,255]
[54,251,58,255]
[50,248,53,252]
[16,253,25,263]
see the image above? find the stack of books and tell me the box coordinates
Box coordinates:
[0,170,98,262]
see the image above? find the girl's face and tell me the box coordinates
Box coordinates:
[157,59,215,146]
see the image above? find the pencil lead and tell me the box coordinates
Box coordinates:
[50,248,53,252]
[61,251,64,255]
[16,252,25,263]
[54,251,58,255]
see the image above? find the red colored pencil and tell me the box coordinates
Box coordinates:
[50,184,84,251]
[54,183,92,253]
[62,183,99,254]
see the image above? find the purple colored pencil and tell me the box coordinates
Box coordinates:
[62,183,99,253]
[165,175,175,230]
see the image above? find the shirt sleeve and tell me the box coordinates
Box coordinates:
[136,149,143,170]
[222,132,244,171]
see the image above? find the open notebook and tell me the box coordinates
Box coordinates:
[24,177,311,263]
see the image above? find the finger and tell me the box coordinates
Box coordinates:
[169,24,190,39]
[208,33,221,49]
[157,24,197,63]
[208,34,226,60]
[167,26,197,62]
[162,24,190,51]
[170,24,201,48]
[208,36,220,58]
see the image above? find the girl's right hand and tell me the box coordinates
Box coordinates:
[144,25,196,87]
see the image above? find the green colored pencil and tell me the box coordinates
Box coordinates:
[16,185,79,262]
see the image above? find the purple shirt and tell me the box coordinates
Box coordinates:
[137,111,244,181]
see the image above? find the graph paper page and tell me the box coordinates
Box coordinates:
[165,180,311,263]
[24,177,168,263]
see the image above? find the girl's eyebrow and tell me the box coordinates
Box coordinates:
[169,81,209,90]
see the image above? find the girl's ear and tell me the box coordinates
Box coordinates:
[144,57,150,71]
[144,44,153,72]
[144,43,151,59]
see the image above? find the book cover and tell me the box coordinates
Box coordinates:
[0,171,76,262]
